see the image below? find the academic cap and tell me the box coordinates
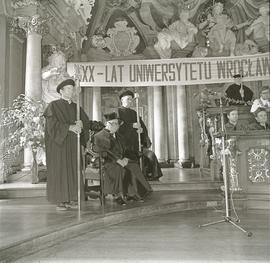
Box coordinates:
[104,112,120,122]
[56,78,75,93]
[233,74,244,79]
[119,90,134,100]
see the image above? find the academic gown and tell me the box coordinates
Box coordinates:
[118,107,163,180]
[44,99,90,204]
[94,129,152,197]
[225,84,253,105]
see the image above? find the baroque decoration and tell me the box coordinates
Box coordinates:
[248,148,270,183]
[16,14,49,36]
[64,0,96,24]
[105,19,140,56]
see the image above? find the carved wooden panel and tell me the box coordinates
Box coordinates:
[247,148,270,183]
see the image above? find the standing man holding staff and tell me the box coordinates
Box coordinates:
[44,78,90,211]
[117,90,163,181]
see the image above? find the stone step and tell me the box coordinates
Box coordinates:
[150,181,223,191]
[0,191,222,262]
[0,180,223,199]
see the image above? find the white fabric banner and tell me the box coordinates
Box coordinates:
[67,52,270,87]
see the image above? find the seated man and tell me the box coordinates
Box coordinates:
[117,90,163,181]
[250,86,270,113]
[224,108,244,131]
[94,112,152,205]
[248,108,269,130]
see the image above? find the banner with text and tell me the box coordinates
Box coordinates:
[67,52,270,87]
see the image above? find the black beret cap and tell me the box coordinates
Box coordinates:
[56,78,75,93]
[119,90,134,100]
[233,74,244,78]
[104,112,120,122]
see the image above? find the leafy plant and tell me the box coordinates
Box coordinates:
[0,94,45,160]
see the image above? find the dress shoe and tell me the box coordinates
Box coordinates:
[115,197,127,206]
[132,195,145,203]
[56,203,68,211]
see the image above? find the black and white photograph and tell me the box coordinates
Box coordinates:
[0,0,269,262]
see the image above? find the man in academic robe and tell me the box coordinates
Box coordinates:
[117,90,163,181]
[248,108,270,130]
[44,78,90,210]
[94,112,152,204]
[225,74,253,105]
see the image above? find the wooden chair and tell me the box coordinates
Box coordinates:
[83,129,105,206]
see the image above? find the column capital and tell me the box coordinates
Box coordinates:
[16,14,49,36]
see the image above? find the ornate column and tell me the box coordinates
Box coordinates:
[16,14,48,168]
[92,87,102,121]
[176,85,190,166]
[153,86,166,161]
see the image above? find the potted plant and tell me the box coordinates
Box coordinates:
[0,94,45,183]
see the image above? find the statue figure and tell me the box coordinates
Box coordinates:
[192,46,208,57]
[84,34,112,61]
[199,2,249,56]
[234,39,259,56]
[41,45,70,104]
[154,9,198,58]
[245,4,269,45]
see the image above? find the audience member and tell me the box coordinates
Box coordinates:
[250,86,270,113]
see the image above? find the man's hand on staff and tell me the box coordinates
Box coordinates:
[133,122,143,133]
[69,120,83,134]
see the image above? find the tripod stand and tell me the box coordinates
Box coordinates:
[198,98,252,237]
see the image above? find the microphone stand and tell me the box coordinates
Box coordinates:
[198,97,252,237]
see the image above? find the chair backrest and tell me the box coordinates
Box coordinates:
[85,121,105,168]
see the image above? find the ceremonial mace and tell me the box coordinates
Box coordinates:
[134,91,143,169]
[198,95,252,237]
[74,68,81,212]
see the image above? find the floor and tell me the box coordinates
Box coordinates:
[14,209,270,263]
[0,190,220,251]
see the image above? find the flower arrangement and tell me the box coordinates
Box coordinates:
[0,94,45,169]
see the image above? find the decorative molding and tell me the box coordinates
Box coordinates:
[7,17,26,39]
[248,148,270,183]
[16,14,49,36]
[64,0,96,24]
[105,19,140,56]
[11,0,40,9]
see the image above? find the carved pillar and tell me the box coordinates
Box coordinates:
[92,87,102,121]
[153,86,165,161]
[176,85,190,166]
[16,14,48,168]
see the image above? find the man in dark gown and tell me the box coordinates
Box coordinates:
[44,78,90,210]
[94,112,152,204]
[225,74,253,105]
[117,90,163,181]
